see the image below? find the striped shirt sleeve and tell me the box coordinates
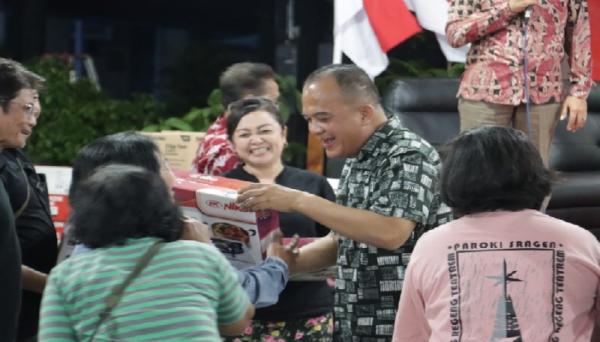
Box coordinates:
[39,270,77,341]
[213,250,251,325]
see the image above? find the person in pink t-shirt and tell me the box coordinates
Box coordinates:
[392,126,600,342]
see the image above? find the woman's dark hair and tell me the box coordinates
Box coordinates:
[71,164,183,248]
[70,131,161,198]
[0,57,45,111]
[440,125,552,216]
[226,97,284,140]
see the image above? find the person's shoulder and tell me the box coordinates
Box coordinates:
[418,219,458,242]
[1,148,29,161]
[220,166,238,177]
[284,166,326,180]
[165,239,212,251]
[13,149,28,159]
[205,114,228,134]
[395,131,437,155]
[221,164,249,180]
[531,212,599,246]
[50,250,95,280]
[200,134,230,150]
[384,120,439,159]
[184,241,235,271]
[166,240,226,261]
[282,166,333,189]
[199,116,230,149]
[409,220,458,263]
[0,149,16,169]
[0,149,33,170]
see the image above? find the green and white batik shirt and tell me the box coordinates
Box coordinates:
[333,115,453,342]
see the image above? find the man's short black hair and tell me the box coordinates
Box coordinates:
[440,125,552,216]
[70,164,183,248]
[70,132,161,198]
[303,64,381,106]
[220,62,276,108]
[226,97,284,141]
[0,57,45,111]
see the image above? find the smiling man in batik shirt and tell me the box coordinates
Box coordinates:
[236,64,453,341]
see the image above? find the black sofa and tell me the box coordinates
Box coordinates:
[377,78,600,238]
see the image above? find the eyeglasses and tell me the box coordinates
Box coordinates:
[22,103,37,116]
[8,101,40,118]
[0,93,40,118]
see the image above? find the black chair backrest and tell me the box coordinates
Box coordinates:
[383,78,600,172]
[329,77,600,177]
[382,78,460,149]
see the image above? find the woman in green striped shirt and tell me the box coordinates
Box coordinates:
[39,164,254,341]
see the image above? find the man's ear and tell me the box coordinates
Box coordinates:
[358,104,375,126]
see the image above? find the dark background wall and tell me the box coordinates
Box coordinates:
[0,0,446,166]
[1,0,335,104]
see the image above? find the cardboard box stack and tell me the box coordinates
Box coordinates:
[173,171,279,269]
[140,131,205,171]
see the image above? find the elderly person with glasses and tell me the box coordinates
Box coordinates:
[0,57,56,341]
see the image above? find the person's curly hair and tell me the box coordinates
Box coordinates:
[70,164,183,248]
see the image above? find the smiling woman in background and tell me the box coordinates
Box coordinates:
[222,97,335,341]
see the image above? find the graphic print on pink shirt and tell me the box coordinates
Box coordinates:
[447,241,565,341]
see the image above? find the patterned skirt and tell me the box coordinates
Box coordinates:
[222,313,333,342]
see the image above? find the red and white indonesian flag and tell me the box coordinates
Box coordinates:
[403,0,469,63]
[334,0,595,79]
[333,0,422,78]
